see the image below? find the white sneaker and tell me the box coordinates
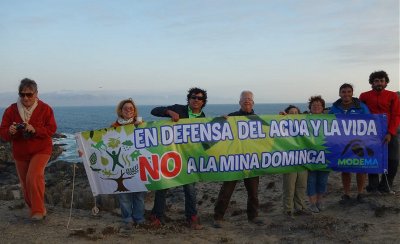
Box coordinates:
[309,204,320,213]
[316,202,324,211]
[31,214,46,221]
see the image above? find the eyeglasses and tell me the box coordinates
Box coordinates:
[19,92,35,98]
[190,95,205,101]
[122,107,134,111]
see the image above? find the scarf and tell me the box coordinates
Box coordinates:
[117,117,134,125]
[17,98,38,123]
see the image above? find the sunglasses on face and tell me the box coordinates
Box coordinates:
[190,95,205,101]
[19,92,35,98]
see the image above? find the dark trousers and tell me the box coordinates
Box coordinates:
[151,183,197,221]
[214,177,259,221]
[367,135,399,191]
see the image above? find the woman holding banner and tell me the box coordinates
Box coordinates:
[329,83,370,204]
[306,95,329,213]
[111,98,146,233]
[280,105,310,218]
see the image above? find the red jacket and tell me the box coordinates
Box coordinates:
[0,100,57,160]
[359,89,400,136]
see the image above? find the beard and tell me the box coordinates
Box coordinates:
[372,84,386,91]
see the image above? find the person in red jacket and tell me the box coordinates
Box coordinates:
[0,78,57,221]
[359,71,400,194]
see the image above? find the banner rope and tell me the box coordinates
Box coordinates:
[92,197,99,215]
[382,169,395,194]
[66,163,83,231]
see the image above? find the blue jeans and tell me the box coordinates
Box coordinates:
[118,192,146,224]
[151,183,197,221]
[307,170,329,196]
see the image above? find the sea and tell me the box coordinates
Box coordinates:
[0,103,311,163]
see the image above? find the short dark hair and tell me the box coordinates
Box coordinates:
[308,95,325,110]
[284,105,301,114]
[339,83,353,92]
[19,78,38,93]
[369,70,390,84]
[187,87,207,108]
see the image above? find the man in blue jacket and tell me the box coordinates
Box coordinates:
[329,83,370,203]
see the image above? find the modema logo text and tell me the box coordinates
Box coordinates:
[338,139,378,167]
[338,158,378,167]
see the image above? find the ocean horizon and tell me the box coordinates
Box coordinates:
[1,103,319,134]
[1,103,324,163]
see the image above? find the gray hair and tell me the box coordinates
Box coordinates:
[19,78,38,93]
[240,90,254,101]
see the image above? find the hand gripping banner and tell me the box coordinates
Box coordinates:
[75,114,388,196]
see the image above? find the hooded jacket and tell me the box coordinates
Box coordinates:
[329,97,370,115]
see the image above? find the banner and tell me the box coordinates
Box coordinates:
[75,114,388,196]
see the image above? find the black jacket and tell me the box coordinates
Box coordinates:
[151,104,206,119]
[228,109,255,116]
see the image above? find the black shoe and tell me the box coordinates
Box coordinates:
[248,217,265,226]
[379,188,396,195]
[366,185,378,193]
[366,186,381,195]
[294,209,311,216]
[212,220,223,228]
[285,211,294,219]
[356,194,366,203]
[339,194,351,204]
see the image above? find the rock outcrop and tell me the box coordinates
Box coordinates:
[0,140,14,163]
[0,160,119,211]
[0,136,119,212]
[0,139,64,164]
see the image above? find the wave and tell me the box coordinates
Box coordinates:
[51,133,82,163]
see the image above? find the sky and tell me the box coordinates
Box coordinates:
[0,0,399,106]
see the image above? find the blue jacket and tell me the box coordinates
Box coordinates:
[329,97,370,115]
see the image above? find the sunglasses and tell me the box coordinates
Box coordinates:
[190,95,205,101]
[19,92,35,98]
